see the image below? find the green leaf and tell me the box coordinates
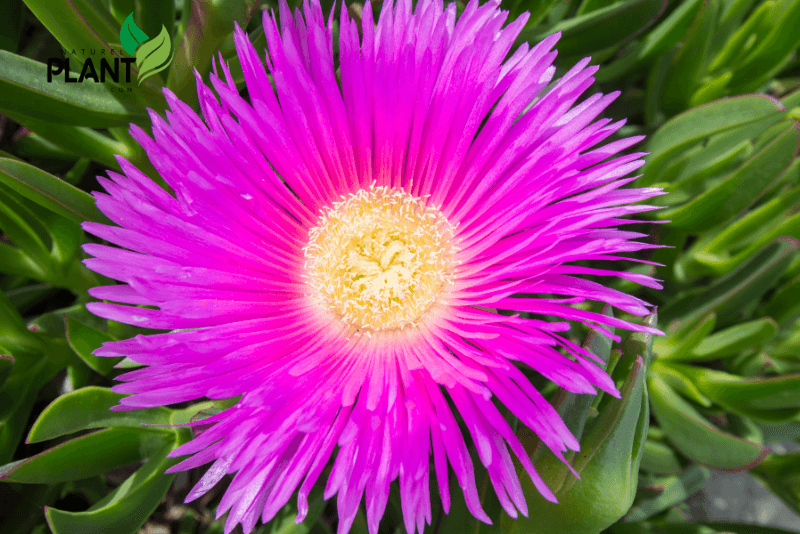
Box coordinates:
[661,238,799,330]
[549,305,616,443]
[724,0,800,94]
[690,318,778,361]
[648,374,768,470]
[783,88,800,110]
[0,243,43,279]
[636,0,705,64]
[120,13,149,56]
[166,0,259,107]
[707,0,775,73]
[689,71,733,108]
[0,180,85,284]
[508,352,649,534]
[657,122,800,231]
[0,51,151,128]
[641,94,786,186]
[0,158,111,225]
[526,0,666,59]
[702,183,800,255]
[764,274,800,325]
[643,46,675,127]
[135,0,176,40]
[597,0,705,83]
[0,355,14,392]
[675,364,800,422]
[27,386,174,443]
[0,427,173,483]
[134,25,174,85]
[0,0,23,53]
[65,317,122,375]
[655,313,717,362]
[511,0,561,27]
[0,341,82,463]
[714,0,761,50]
[624,464,710,522]
[61,159,89,188]
[660,0,720,113]
[24,0,123,62]
[0,290,46,355]
[45,432,186,534]
[0,188,52,267]
[13,130,76,160]
[640,439,683,475]
[5,111,133,169]
[651,359,712,407]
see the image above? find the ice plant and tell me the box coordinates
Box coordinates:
[81,0,664,532]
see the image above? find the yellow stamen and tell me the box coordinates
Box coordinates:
[303,185,458,333]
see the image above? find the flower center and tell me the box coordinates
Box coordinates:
[303,186,457,333]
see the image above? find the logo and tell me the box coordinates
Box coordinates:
[120,14,174,85]
[45,13,173,87]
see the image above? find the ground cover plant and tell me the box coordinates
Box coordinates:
[1,1,800,534]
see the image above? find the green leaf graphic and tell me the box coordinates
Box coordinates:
[134,25,173,85]
[120,14,148,57]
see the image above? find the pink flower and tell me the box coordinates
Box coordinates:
[83,0,663,533]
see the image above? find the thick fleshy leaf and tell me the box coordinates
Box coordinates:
[526,0,667,59]
[783,88,800,110]
[624,464,710,522]
[0,180,85,283]
[723,0,800,94]
[648,374,768,470]
[656,122,800,231]
[596,0,705,82]
[639,439,682,475]
[24,0,122,61]
[166,0,259,106]
[0,185,52,266]
[690,318,778,361]
[654,313,716,362]
[65,317,121,375]
[45,432,186,534]
[135,0,176,41]
[661,238,799,330]
[0,158,111,225]
[651,359,711,407]
[764,274,800,325]
[675,364,800,422]
[660,0,720,113]
[26,386,173,443]
[508,352,649,534]
[0,290,47,355]
[549,305,616,442]
[0,340,81,463]
[5,111,133,169]
[680,183,800,279]
[641,94,786,186]
[0,355,13,391]
[0,427,173,483]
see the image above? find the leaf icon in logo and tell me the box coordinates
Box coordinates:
[120,14,148,57]
[134,25,174,85]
